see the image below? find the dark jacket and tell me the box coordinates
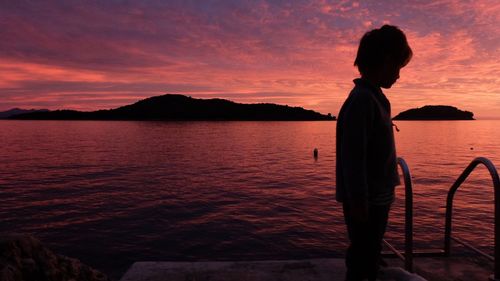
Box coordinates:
[336,78,400,204]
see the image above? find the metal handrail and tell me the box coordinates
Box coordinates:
[444,157,500,281]
[382,157,414,272]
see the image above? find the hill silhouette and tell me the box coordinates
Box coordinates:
[11,94,335,121]
[393,105,474,120]
[0,108,49,119]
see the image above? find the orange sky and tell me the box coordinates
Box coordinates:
[0,1,499,118]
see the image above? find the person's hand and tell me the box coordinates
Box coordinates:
[349,198,369,223]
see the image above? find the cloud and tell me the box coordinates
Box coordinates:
[0,0,498,118]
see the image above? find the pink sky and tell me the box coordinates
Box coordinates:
[0,1,499,118]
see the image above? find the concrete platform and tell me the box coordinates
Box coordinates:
[413,256,494,281]
[120,258,426,281]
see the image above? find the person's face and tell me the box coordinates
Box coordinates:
[379,57,403,89]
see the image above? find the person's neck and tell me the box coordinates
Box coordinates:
[361,74,381,89]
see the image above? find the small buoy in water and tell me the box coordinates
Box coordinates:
[313,148,318,159]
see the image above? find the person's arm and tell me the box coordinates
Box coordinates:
[339,95,372,221]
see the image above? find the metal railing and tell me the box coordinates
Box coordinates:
[381,157,500,279]
[382,157,414,272]
[444,157,500,281]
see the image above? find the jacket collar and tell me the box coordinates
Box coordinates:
[353,78,383,95]
[353,78,391,113]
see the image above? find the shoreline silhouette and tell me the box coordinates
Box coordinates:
[7,94,335,121]
[393,105,474,120]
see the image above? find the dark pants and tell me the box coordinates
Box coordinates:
[343,202,391,281]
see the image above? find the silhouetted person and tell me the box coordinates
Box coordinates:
[336,25,412,281]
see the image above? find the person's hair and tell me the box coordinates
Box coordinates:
[354,25,412,75]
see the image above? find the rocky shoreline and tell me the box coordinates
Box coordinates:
[0,234,110,281]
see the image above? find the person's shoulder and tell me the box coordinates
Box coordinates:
[347,83,374,106]
[339,80,378,118]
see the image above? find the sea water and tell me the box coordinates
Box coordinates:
[1,120,499,277]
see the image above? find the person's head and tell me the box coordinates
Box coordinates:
[354,25,412,88]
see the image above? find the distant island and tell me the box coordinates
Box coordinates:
[8,94,335,121]
[393,105,474,120]
[0,108,49,119]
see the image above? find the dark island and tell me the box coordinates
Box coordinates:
[0,108,49,119]
[9,94,335,121]
[393,105,474,120]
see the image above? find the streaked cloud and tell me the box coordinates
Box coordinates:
[0,0,498,118]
